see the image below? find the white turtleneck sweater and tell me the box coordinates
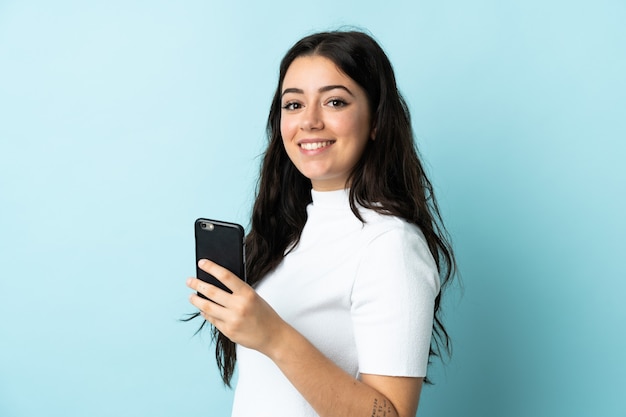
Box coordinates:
[231,189,440,417]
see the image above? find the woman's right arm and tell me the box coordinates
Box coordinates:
[188,259,422,417]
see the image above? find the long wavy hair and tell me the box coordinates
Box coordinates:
[195,30,456,387]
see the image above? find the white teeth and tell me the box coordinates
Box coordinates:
[300,141,333,150]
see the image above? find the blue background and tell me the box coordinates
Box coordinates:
[1,1,624,416]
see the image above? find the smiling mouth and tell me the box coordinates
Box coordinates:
[299,140,335,150]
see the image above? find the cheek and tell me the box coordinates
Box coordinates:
[279,118,298,160]
[280,116,296,140]
[331,110,370,137]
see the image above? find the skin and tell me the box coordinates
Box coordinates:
[187,55,423,416]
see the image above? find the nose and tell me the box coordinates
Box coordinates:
[300,105,324,131]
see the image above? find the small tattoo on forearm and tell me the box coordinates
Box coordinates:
[370,398,393,417]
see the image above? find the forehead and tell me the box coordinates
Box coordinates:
[282,55,356,89]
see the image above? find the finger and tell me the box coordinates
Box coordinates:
[187,277,231,307]
[187,277,212,297]
[200,308,227,333]
[197,259,246,292]
[189,292,228,322]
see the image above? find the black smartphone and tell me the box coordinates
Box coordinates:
[194,218,246,296]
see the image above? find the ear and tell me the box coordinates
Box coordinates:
[370,125,377,141]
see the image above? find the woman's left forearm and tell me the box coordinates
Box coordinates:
[264,321,420,417]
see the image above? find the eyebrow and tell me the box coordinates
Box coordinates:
[281,85,355,98]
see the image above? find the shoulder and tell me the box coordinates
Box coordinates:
[354,209,440,295]
[360,209,429,253]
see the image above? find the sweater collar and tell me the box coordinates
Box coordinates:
[310,188,350,209]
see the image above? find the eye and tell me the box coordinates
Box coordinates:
[282,101,302,111]
[327,98,347,108]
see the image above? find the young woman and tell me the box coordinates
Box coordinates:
[186,30,456,417]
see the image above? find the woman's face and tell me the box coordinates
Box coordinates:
[280,55,373,191]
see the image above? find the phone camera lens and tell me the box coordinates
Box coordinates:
[200,222,214,231]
